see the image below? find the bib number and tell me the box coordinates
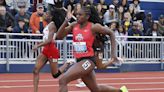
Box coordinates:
[73,42,87,53]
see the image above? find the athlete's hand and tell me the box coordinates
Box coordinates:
[32,45,38,51]
[65,11,73,21]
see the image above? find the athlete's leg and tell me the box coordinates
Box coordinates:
[59,59,95,92]
[33,53,47,92]
[48,59,59,77]
[49,59,70,78]
[81,71,121,92]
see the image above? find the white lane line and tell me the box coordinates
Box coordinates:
[69,88,164,92]
[0,82,164,88]
[0,77,164,82]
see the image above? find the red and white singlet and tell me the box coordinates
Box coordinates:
[42,22,59,59]
[72,22,95,58]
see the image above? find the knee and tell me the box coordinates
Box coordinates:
[90,85,102,92]
[59,76,67,86]
[33,68,39,75]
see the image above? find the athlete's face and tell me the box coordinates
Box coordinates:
[44,11,52,22]
[76,9,88,24]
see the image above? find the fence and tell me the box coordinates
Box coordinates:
[0,33,164,64]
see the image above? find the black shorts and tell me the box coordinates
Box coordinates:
[76,56,96,65]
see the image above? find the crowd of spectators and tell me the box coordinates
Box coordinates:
[0,0,163,41]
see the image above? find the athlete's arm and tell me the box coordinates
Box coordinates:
[56,20,76,39]
[92,23,117,58]
[56,11,76,39]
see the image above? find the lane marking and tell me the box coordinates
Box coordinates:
[0,82,164,88]
[1,77,164,82]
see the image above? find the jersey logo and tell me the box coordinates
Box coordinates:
[75,33,84,41]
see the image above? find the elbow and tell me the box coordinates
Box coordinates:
[56,35,63,40]
[56,33,64,40]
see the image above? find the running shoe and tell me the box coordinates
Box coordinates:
[113,57,123,67]
[66,59,76,65]
[75,81,86,88]
[120,86,128,92]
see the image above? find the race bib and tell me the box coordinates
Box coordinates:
[73,42,87,52]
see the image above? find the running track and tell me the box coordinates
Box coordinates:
[0,71,164,92]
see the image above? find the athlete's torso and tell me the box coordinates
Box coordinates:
[42,22,59,58]
[43,22,56,42]
[72,22,95,58]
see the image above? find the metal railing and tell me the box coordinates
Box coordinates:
[0,33,164,63]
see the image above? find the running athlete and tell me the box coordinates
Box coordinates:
[75,5,122,88]
[56,6,128,92]
[32,9,68,92]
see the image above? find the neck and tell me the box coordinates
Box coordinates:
[79,21,88,28]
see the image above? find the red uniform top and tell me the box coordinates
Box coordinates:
[72,22,95,58]
[42,24,59,59]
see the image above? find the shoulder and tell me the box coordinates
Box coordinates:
[48,22,56,29]
[70,21,77,28]
[92,23,103,31]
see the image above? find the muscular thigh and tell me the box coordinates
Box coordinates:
[81,71,99,92]
[61,59,95,84]
[34,53,48,70]
[48,59,58,74]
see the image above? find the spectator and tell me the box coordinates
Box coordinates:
[13,17,28,39]
[0,5,15,36]
[127,4,135,20]
[158,14,164,36]
[130,0,141,14]
[73,3,82,16]
[112,0,119,11]
[14,1,31,31]
[108,20,118,32]
[0,0,17,15]
[6,0,31,12]
[88,0,96,5]
[143,12,154,35]
[103,4,118,25]
[116,24,128,42]
[145,22,161,41]
[0,0,9,10]
[64,0,76,11]
[116,24,128,57]
[117,5,125,25]
[13,17,29,58]
[137,20,144,31]
[30,3,47,34]
[98,0,108,11]
[121,0,129,12]
[96,3,105,19]
[32,0,43,12]
[122,12,132,32]
[128,21,143,41]
[79,0,88,6]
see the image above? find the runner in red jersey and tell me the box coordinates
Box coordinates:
[57,6,128,92]
[32,10,68,92]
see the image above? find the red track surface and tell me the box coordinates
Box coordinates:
[0,71,164,92]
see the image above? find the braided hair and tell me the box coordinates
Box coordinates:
[82,5,108,51]
[49,6,66,30]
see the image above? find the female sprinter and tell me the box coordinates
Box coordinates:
[32,9,68,92]
[56,6,128,92]
[75,5,122,88]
